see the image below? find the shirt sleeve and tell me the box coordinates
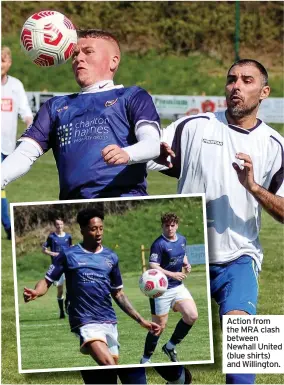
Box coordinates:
[157,115,210,179]
[1,140,42,189]
[149,241,162,265]
[19,100,54,153]
[45,251,66,282]
[123,122,160,163]
[43,235,52,249]
[265,135,284,197]
[128,88,160,129]
[109,255,123,289]
[17,81,33,120]
[146,121,180,174]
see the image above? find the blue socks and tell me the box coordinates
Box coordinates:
[226,373,256,384]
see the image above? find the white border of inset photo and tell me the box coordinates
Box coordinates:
[11,193,214,374]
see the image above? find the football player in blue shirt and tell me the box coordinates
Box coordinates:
[8,28,190,385]
[24,208,160,378]
[140,213,198,365]
[42,217,72,318]
[1,29,161,199]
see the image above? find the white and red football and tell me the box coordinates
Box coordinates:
[139,269,168,298]
[20,10,77,67]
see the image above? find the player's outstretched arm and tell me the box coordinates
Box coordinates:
[233,152,284,223]
[111,288,160,335]
[23,278,52,302]
[1,141,42,188]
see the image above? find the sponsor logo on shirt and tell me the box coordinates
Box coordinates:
[57,123,73,147]
[150,253,159,261]
[105,258,113,268]
[105,98,118,107]
[82,272,105,283]
[203,138,223,146]
[57,106,69,113]
[1,98,13,112]
[67,117,111,144]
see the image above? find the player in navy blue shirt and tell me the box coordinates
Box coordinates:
[15,28,190,385]
[24,208,160,372]
[1,29,161,199]
[42,217,72,318]
[140,213,198,367]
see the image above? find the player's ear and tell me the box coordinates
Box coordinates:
[260,85,270,102]
[110,54,120,73]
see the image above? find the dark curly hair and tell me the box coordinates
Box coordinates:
[77,208,104,228]
[161,212,179,225]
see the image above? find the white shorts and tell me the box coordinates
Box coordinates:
[150,284,193,316]
[75,323,119,357]
[53,273,65,286]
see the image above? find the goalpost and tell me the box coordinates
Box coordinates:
[140,244,149,273]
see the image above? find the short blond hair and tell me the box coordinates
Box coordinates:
[1,46,12,60]
[2,46,12,59]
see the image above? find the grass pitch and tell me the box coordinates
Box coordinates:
[17,269,210,371]
[2,122,284,384]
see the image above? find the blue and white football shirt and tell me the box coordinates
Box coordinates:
[20,86,160,199]
[148,111,284,269]
[45,244,123,330]
[43,232,72,262]
[149,233,187,289]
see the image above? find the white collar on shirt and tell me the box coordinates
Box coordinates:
[80,80,123,94]
[162,234,178,242]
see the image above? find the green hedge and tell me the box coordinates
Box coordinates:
[2,1,283,63]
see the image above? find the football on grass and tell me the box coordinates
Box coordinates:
[139,269,168,298]
[20,10,77,67]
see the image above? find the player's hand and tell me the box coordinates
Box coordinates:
[171,272,187,281]
[23,287,38,302]
[183,263,192,274]
[232,153,258,192]
[102,145,130,165]
[140,319,161,336]
[154,142,175,168]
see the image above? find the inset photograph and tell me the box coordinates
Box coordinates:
[12,195,213,373]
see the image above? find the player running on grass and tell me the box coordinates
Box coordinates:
[140,213,198,364]
[148,59,284,384]
[24,208,160,366]
[42,217,72,318]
